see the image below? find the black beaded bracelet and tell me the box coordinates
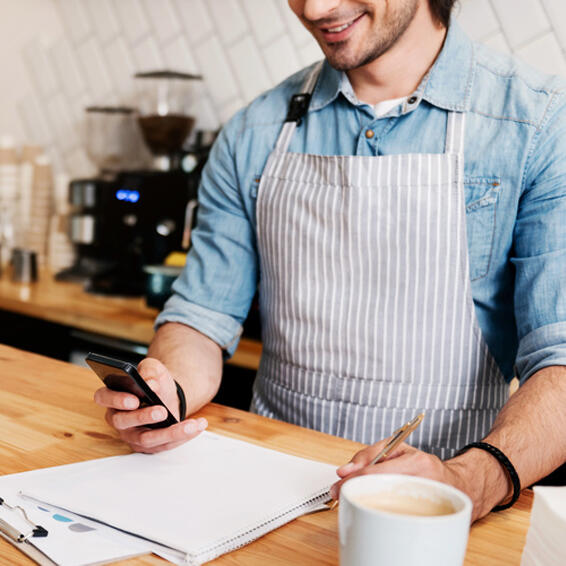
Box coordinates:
[456,441,521,511]
[174,380,187,421]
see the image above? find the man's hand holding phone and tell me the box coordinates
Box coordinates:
[92,356,208,453]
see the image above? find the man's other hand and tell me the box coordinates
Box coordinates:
[328,439,498,522]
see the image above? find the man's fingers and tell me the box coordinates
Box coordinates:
[330,447,443,500]
[105,408,116,428]
[121,417,208,450]
[95,387,139,410]
[331,452,411,499]
[336,440,412,477]
[105,409,209,453]
[335,445,379,478]
[336,460,364,477]
[109,405,169,430]
[95,356,200,454]
[137,358,178,413]
[137,358,170,393]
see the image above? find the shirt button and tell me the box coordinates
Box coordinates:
[365,129,375,139]
[407,96,418,105]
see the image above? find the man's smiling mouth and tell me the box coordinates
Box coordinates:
[317,12,366,43]
[326,21,354,33]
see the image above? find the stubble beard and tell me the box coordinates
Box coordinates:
[321,1,419,71]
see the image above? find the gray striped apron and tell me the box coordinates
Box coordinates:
[251,65,508,459]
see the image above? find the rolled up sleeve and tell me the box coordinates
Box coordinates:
[512,94,566,382]
[155,295,243,357]
[155,110,259,358]
[515,322,566,383]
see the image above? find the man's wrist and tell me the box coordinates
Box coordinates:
[458,442,521,511]
[446,446,510,521]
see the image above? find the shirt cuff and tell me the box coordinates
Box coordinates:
[515,321,566,383]
[154,294,244,357]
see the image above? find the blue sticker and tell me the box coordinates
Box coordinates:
[52,514,73,523]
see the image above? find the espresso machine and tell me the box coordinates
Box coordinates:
[58,71,214,296]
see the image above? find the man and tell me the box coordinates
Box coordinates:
[95,0,566,521]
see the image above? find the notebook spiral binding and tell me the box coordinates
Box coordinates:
[188,488,332,565]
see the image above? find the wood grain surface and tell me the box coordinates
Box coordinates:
[0,272,262,370]
[0,345,532,565]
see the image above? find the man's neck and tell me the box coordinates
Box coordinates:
[347,7,447,105]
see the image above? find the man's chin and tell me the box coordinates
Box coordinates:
[326,57,367,72]
[321,40,384,72]
[322,47,361,72]
[325,42,395,72]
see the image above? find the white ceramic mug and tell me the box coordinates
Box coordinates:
[339,474,472,566]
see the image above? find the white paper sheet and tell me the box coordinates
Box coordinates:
[4,432,338,565]
[521,485,566,566]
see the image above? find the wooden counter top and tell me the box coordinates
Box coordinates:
[0,272,262,369]
[0,344,533,565]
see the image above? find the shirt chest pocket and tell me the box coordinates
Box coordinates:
[464,178,501,281]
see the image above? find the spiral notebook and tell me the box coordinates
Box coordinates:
[5,431,338,565]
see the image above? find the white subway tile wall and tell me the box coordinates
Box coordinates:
[207,0,250,46]
[263,35,302,85]
[76,37,115,101]
[50,39,88,99]
[23,39,60,99]
[143,0,181,44]
[15,0,566,177]
[132,35,165,71]
[104,37,137,94]
[228,36,272,102]
[491,0,549,49]
[86,0,120,45]
[162,36,199,75]
[55,0,92,44]
[18,95,53,149]
[113,0,151,44]
[241,0,286,46]
[544,0,566,50]
[45,93,80,153]
[173,0,213,45]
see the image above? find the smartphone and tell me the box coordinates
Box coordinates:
[85,352,178,429]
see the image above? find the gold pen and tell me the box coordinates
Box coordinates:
[329,412,425,510]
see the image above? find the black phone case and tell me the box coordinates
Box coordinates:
[85,352,178,429]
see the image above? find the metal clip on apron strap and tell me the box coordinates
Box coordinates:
[284,60,322,125]
[273,62,322,154]
[285,93,311,125]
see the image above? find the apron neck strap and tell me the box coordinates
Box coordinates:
[275,61,324,153]
[444,111,466,155]
[302,61,322,94]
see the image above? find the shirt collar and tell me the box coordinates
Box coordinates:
[309,20,475,114]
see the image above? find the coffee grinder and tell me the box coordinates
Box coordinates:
[58,71,209,296]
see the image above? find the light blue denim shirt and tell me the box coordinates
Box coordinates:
[156,21,566,384]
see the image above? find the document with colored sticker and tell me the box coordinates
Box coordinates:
[0,487,150,565]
